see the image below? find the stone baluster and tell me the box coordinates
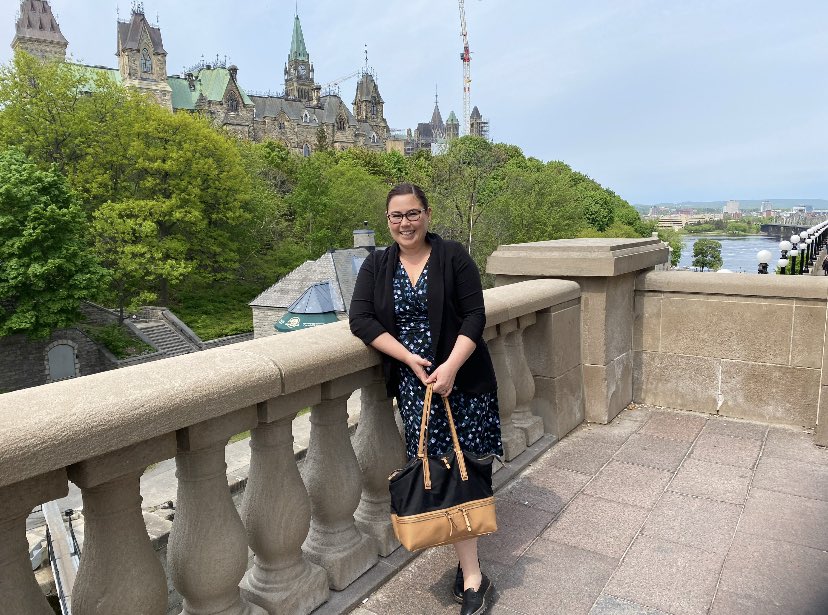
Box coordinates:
[69,435,176,615]
[353,379,407,556]
[240,390,329,614]
[505,313,544,447]
[168,407,266,615]
[488,322,525,461]
[0,471,67,615]
[302,372,378,590]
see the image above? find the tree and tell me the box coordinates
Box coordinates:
[0,148,107,337]
[692,239,723,271]
[657,228,684,267]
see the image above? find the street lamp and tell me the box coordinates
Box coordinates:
[798,239,806,274]
[779,239,792,275]
[757,250,772,274]
[790,235,801,275]
[805,237,813,273]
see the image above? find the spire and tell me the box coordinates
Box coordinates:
[431,86,444,133]
[12,0,68,61]
[289,14,309,62]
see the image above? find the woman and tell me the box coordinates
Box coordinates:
[350,183,502,615]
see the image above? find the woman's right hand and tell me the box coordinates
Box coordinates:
[404,352,432,385]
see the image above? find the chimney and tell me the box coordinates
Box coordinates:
[228,64,238,81]
[353,221,375,249]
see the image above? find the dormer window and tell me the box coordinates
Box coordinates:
[227,92,239,113]
[141,48,152,74]
[336,116,346,131]
[302,111,310,123]
[303,143,311,157]
[278,120,285,130]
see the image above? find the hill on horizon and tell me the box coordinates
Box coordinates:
[635,198,828,210]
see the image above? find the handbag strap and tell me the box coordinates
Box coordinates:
[416,384,469,490]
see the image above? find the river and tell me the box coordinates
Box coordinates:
[676,235,798,274]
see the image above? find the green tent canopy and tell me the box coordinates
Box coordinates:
[274,281,339,332]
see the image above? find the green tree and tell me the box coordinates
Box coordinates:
[0,148,107,337]
[692,239,723,271]
[657,228,684,267]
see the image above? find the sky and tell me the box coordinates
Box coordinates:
[1,0,826,205]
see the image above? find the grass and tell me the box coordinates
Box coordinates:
[169,281,261,340]
[82,324,154,359]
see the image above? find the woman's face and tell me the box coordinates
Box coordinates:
[387,193,431,250]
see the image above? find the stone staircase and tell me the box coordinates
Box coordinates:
[133,320,199,357]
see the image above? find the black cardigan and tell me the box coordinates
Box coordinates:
[349,232,497,398]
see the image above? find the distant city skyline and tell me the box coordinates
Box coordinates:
[1,0,826,205]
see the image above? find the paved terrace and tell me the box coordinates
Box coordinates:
[356,405,828,615]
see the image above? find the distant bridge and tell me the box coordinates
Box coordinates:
[760,223,811,239]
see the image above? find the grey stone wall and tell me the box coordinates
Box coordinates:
[0,329,114,393]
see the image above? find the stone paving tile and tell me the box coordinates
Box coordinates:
[616,405,653,423]
[589,594,671,615]
[700,416,768,441]
[689,432,763,469]
[605,535,724,615]
[544,436,622,475]
[638,411,707,442]
[640,491,741,555]
[762,426,828,466]
[541,493,649,558]
[478,498,557,567]
[488,606,527,615]
[752,455,828,501]
[583,461,673,508]
[499,463,592,515]
[713,532,828,615]
[668,458,752,504]
[739,487,828,550]
[568,418,643,444]
[613,433,692,471]
[495,539,617,615]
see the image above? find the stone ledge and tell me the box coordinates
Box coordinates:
[637,270,828,300]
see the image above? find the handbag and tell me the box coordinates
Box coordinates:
[389,383,497,551]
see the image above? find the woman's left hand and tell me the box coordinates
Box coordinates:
[426,362,458,397]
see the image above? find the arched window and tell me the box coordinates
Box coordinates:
[141,48,153,73]
[277,120,285,130]
[370,132,378,144]
[227,92,239,113]
[336,115,346,131]
[46,342,78,382]
[370,96,377,118]
[303,143,311,157]
[302,111,310,123]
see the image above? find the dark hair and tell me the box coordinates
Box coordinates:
[386,183,429,211]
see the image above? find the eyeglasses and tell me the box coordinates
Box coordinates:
[386,209,426,224]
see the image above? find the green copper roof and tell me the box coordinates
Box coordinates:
[289,15,309,61]
[446,110,459,124]
[74,64,122,91]
[168,67,253,111]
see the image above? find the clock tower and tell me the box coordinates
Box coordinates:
[284,14,320,105]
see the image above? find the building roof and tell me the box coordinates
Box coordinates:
[168,67,253,111]
[14,0,67,44]
[287,282,337,313]
[446,110,459,125]
[117,10,166,54]
[431,102,444,133]
[470,105,482,119]
[249,93,357,126]
[354,71,383,103]
[289,14,309,62]
[250,246,384,313]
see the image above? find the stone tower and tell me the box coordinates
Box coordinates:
[430,92,445,138]
[445,111,460,140]
[353,71,386,126]
[11,0,68,61]
[116,4,172,110]
[284,14,320,105]
[469,105,489,139]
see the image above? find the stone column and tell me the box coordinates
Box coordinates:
[302,392,378,589]
[69,435,176,615]
[240,400,329,614]
[489,325,524,460]
[488,238,668,424]
[168,407,266,615]
[505,314,544,446]
[0,471,67,615]
[353,380,406,556]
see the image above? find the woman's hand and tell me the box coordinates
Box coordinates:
[404,352,432,385]
[426,362,459,397]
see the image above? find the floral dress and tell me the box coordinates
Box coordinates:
[393,259,503,460]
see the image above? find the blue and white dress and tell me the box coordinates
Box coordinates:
[393,259,503,460]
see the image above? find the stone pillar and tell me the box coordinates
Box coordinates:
[69,435,176,615]
[168,407,266,615]
[489,325,524,460]
[240,405,329,614]
[505,314,544,446]
[488,238,668,424]
[0,471,67,615]
[353,380,406,556]
[302,392,378,589]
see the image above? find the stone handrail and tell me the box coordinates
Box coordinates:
[0,278,581,614]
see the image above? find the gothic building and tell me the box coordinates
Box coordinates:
[10,1,389,154]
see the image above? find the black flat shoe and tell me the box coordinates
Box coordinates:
[460,575,493,615]
[452,562,464,603]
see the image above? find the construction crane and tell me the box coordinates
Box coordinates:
[458,0,472,136]
[319,69,361,96]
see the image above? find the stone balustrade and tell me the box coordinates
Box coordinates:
[0,278,582,615]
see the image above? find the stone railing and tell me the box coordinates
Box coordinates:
[634,271,828,441]
[0,279,581,615]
